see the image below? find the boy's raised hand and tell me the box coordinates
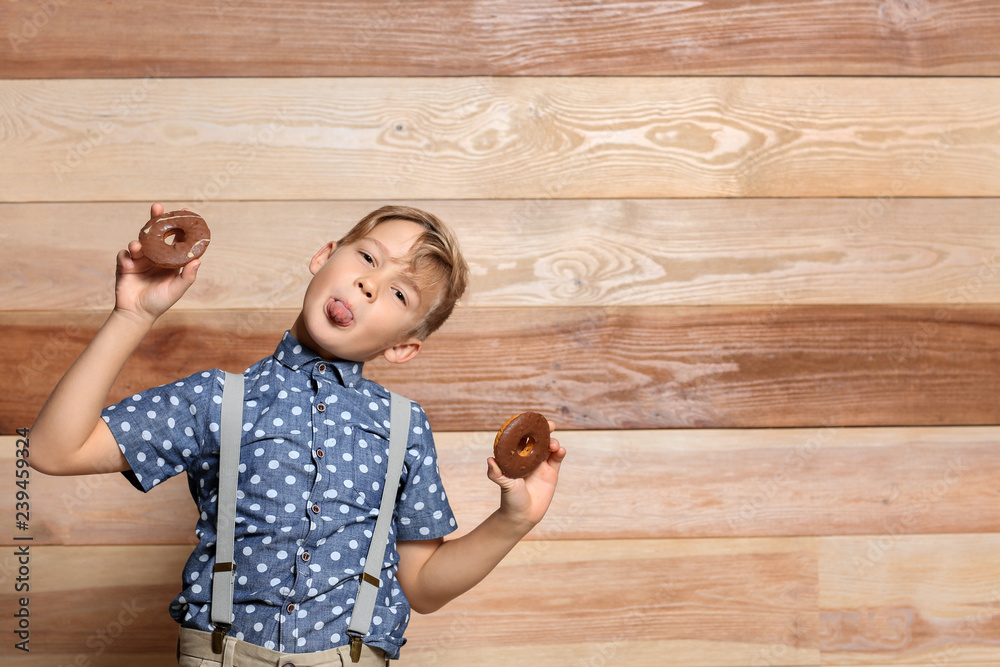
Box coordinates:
[30,202,201,476]
[487,420,566,528]
[114,203,201,323]
[396,423,566,613]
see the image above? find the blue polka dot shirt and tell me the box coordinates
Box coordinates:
[101,331,457,658]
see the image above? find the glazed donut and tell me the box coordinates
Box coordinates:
[138,210,210,268]
[492,411,550,479]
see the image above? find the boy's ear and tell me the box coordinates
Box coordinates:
[382,338,423,365]
[309,241,337,275]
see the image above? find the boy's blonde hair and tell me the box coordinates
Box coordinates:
[337,205,469,341]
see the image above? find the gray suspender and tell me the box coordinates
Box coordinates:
[347,391,411,661]
[211,371,412,662]
[211,371,244,653]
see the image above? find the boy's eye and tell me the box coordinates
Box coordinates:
[360,251,375,265]
[393,289,407,304]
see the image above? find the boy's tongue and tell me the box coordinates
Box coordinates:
[328,299,354,326]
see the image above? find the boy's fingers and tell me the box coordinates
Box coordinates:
[118,242,152,275]
[181,259,201,283]
[545,441,566,468]
[486,458,517,489]
[164,261,200,301]
[549,438,565,457]
[116,248,132,272]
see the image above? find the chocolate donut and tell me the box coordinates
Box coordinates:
[138,210,210,268]
[492,411,550,478]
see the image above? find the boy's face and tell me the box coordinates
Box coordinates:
[293,219,438,363]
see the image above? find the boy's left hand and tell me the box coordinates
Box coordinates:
[487,420,566,528]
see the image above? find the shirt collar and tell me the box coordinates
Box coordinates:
[273,331,365,388]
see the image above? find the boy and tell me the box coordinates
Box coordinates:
[30,203,566,665]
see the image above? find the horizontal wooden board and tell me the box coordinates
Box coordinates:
[0,544,190,662]
[405,538,820,666]
[2,1,999,77]
[4,426,1000,545]
[5,198,1000,312]
[4,305,1000,433]
[3,537,999,665]
[1,443,199,546]
[2,78,998,201]
[0,539,819,666]
[820,534,1000,664]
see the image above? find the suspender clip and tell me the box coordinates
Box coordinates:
[348,631,364,663]
[211,623,231,654]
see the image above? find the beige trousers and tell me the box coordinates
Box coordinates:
[178,628,390,667]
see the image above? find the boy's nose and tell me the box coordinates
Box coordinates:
[358,279,374,300]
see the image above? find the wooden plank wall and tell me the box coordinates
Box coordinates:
[2,1,1000,665]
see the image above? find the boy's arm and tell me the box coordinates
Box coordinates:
[30,203,201,476]
[29,309,152,475]
[395,431,566,614]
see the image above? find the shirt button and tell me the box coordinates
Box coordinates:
[316,448,324,459]
[282,663,295,667]
[286,603,295,614]
[301,551,311,562]
[317,363,326,373]
[316,403,326,412]
[310,504,321,514]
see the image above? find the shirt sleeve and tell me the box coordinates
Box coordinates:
[394,402,457,541]
[101,369,225,492]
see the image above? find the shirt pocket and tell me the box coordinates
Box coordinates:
[350,424,392,513]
